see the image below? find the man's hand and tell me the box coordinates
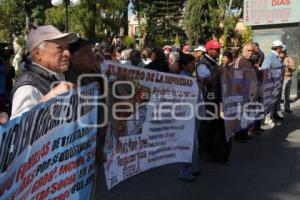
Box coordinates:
[42,81,75,101]
[0,112,9,125]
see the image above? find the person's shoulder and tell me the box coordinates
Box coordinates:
[263,52,271,58]
[198,57,210,68]
[14,70,35,84]
[234,56,246,68]
[259,49,265,55]
[197,63,208,68]
[13,85,41,96]
[268,52,277,58]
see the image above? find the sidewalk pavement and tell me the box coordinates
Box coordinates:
[99,100,300,200]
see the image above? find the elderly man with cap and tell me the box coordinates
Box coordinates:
[262,40,284,70]
[262,40,285,124]
[194,45,206,65]
[197,40,231,163]
[11,25,77,118]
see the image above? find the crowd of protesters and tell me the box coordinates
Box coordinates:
[0,25,297,190]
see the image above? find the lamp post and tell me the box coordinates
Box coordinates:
[51,0,80,32]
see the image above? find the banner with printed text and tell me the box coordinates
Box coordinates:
[101,60,198,189]
[262,67,285,114]
[0,84,98,200]
[222,68,260,140]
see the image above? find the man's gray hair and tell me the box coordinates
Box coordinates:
[31,41,46,62]
[37,41,47,50]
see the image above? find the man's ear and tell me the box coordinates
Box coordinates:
[31,48,42,62]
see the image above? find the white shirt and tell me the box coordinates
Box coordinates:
[142,58,152,66]
[11,63,65,119]
[271,50,279,56]
[11,86,43,118]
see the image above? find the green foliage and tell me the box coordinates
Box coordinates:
[132,0,185,46]
[0,0,130,43]
[154,35,165,47]
[0,0,244,46]
[16,35,26,47]
[0,0,26,42]
[45,1,97,39]
[96,0,128,37]
[0,0,52,41]
[32,4,46,26]
[175,34,180,47]
[123,36,135,48]
[242,26,252,46]
[184,0,226,45]
[45,6,65,31]
[222,15,240,50]
[184,0,244,45]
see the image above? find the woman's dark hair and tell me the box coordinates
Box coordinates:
[69,38,91,54]
[151,47,165,60]
[223,51,233,62]
[179,53,195,69]
[144,47,169,72]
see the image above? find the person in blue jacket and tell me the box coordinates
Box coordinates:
[261,40,285,124]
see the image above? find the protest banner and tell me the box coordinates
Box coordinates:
[262,67,285,114]
[221,68,259,140]
[262,69,274,114]
[101,60,198,189]
[0,84,98,200]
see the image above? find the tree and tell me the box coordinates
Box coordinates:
[184,0,224,45]
[98,0,128,41]
[45,0,128,42]
[132,0,185,46]
[24,0,52,29]
[0,0,26,42]
[0,0,53,42]
[184,0,243,45]
[222,0,244,51]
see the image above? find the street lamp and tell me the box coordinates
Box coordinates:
[51,0,80,32]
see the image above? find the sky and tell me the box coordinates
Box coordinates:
[128,2,134,17]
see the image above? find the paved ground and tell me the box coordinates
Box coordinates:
[98,100,300,200]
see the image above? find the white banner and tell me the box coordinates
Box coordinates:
[101,61,198,189]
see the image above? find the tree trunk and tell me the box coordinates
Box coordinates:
[87,0,96,42]
[122,0,129,36]
[25,15,31,30]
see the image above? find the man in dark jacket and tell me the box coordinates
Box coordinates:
[197,40,231,163]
